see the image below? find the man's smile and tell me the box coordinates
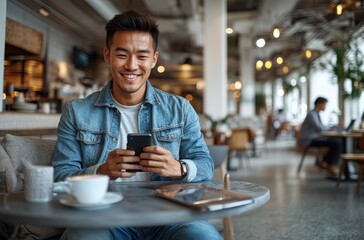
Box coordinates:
[122,74,141,80]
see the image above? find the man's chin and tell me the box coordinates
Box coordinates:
[121,82,146,94]
[121,87,139,94]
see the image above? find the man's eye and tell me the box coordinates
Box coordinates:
[117,55,127,58]
[139,56,148,59]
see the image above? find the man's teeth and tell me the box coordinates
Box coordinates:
[124,74,138,79]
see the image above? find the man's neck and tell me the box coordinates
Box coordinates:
[111,84,146,106]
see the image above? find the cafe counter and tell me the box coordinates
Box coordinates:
[0,112,61,138]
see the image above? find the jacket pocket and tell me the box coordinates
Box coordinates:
[76,130,104,165]
[154,127,182,159]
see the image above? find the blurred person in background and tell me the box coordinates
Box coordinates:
[300,97,341,175]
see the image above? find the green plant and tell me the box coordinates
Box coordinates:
[317,30,364,125]
[346,41,364,99]
[282,81,297,95]
[204,113,228,130]
[255,93,267,114]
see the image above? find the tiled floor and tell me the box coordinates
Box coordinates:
[229,140,364,240]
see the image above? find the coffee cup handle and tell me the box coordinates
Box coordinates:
[53,181,71,194]
[64,182,71,194]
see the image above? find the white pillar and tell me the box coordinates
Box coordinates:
[0,0,7,112]
[239,34,255,117]
[203,0,227,119]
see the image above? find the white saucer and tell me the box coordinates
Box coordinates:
[60,192,123,210]
[12,102,37,112]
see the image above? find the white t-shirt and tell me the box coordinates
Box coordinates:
[111,93,150,182]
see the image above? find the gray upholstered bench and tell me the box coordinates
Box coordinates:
[0,134,64,239]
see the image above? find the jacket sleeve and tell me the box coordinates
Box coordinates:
[179,102,214,182]
[52,103,99,181]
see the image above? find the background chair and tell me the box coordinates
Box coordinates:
[336,134,364,193]
[0,134,65,239]
[208,145,229,180]
[295,127,328,174]
[297,146,328,173]
[227,128,252,169]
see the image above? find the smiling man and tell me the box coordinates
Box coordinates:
[52,10,221,240]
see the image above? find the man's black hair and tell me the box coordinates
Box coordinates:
[314,97,328,106]
[105,10,159,51]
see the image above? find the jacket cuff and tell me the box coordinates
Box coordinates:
[180,159,197,182]
[86,163,103,175]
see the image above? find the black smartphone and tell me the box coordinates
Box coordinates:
[126,133,152,172]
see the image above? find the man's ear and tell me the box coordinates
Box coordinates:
[151,51,159,68]
[104,47,110,65]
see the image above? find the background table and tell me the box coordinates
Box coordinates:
[0,181,270,240]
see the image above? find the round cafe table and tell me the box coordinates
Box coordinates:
[0,180,270,240]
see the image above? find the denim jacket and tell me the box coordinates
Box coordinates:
[52,80,214,182]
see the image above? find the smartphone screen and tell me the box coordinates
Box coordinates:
[126,133,152,172]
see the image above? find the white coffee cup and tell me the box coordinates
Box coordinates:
[66,175,109,204]
[16,92,25,103]
[24,165,54,202]
[42,102,50,114]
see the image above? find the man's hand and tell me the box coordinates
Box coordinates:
[97,148,142,180]
[139,146,183,179]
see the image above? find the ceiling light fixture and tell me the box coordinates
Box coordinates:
[234,81,242,90]
[196,81,204,90]
[256,38,266,48]
[277,88,285,96]
[265,60,272,69]
[273,28,280,38]
[228,83,235,91]
[276,57,283,65]
[256,60,264,70]
[185,94,193,102]
[300,76,307,83]
[226,27,234,34]
[336,4,343,15]
[157,65,165,73]
[305,50,312,59]
[282,66,289,74]
[233,91,241,101]
[39,8,49,17]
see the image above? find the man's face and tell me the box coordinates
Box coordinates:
[104,31,158,105]
[318,102,326,111]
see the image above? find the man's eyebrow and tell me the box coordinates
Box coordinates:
[115,47,128,52]
[138,49,151,54]
[114,47,151,54]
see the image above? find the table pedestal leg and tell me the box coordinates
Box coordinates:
[66,228,110,240]
[344,138,354,179]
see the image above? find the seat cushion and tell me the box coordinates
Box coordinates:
[1,134,56,192]
[0,144,16,193]
[11,224,64,240]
